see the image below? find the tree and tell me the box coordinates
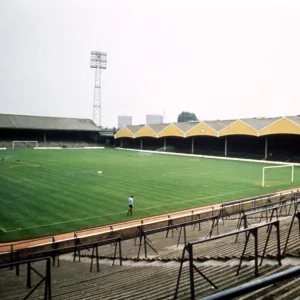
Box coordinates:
[177,111,198,122]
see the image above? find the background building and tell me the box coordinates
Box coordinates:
[118,115,132,129]
[146,114,163,125]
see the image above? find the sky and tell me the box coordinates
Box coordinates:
[1,0,300,128]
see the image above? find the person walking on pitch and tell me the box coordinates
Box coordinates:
[127,195,134,216]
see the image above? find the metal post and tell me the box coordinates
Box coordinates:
[144,233,147,258]
[177,226,182,247]
[276,222,282,266]
[44,132,47,143]
[260,224,273,266]
[188,244,195,299]
[16,250,19,276]
[118,239,122,266]
[164,137,166,150]
[90,245,95,271]
[237,231,250,276]
[140,138,143,150]
[46,258,51,300]
[112,242,118,266]
[27,262,31,288]
[183,225,187,246]
[96,245,100,272]
[253,229,259,277]
[265,136,268,159]
[174,246,187,299]
[224,136,228,157]
[283,212,296,255]
[10,245,13,270]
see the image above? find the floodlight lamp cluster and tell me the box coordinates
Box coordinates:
[90,51,107,69]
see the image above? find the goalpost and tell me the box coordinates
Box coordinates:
[12,141,38,149]
[262,164,294,187]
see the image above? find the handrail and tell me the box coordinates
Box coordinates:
[0,256,52,300]
[29,236,121,258]
[189,220,279,246]
[221,193,276,207]
[240,198,300,218]
[200,265,300,300]
[27,236,123,270]
[144,215,218,236]
[238,196,298,216]
[0,256,50,269]
[174,220,282,300]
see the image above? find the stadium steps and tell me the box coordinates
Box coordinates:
[0,259,280,300]
[80,215,300,263]
[237,269,300,300]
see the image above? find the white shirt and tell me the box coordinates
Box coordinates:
[128,197,134,206]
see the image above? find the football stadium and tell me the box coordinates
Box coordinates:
[1,113,300,299]
[2,1,300,298]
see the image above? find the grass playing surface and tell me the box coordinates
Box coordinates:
[0,148,299,242]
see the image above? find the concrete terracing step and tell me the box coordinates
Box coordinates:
[0,259,282,300]
[237,265,291,300]
[254,277,300,300]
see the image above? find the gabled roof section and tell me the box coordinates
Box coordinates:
[148,123,169,133]
[115,127,134,139]
[286,116,300,126]
[126,125,144,134]
[241,117,280,131]
[259,117,300,136]
[186,122,217,137]
[204,120,234,132]
[175,122,196,133]
[158,123,185,138]
[218,119,258,137]
[0,113,99,131]
[135,125,157,138]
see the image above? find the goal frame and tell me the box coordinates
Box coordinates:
[262,164,294,187]
[12,141,38,149]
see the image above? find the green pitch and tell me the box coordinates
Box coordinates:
[0,149,299,242]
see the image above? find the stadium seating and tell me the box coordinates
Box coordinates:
[78,212,299,263]
[0,257,288,300]
[1,196,300,299]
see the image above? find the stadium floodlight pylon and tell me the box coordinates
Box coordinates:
[90,51,107,128]
[262,164,294,187]
[12,141,38,149]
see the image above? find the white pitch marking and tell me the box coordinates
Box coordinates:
[0,228,7,233]
[5,187,259,233]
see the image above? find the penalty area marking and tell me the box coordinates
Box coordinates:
[5,187,260,233]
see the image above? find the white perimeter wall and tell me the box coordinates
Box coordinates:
[117,147,300,166]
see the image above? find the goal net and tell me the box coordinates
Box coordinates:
[262,164,294,187]
[12,141,38,149]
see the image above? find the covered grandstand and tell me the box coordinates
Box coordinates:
[115,115,300,162]
[0,113,106,148]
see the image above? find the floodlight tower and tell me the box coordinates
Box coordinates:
[90,51,107,127]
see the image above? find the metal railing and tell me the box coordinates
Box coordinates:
[28,236,123,271]
[0,256,51,300]
[174,220,282,300]
[200,265,300,300]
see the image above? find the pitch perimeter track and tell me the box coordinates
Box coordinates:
[0,187,298,253]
